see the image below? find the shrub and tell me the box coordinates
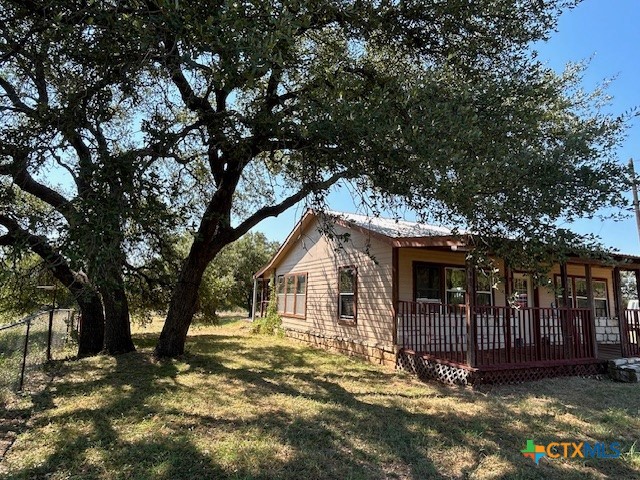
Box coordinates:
[251,282,283,336]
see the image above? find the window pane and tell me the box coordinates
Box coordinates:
[554,276,572,307]
[595,299,607,317]
[476,292,492,306]
[446,268,466,290]
[556,296,574,308]
[575,279,587,297]
[339,268,355,293]
[415,265,440,301]
[446,290,465,305]
[514,276,530,307]
[286,276,295,294]
[296,275,306,294]
[295,294,305,315]
[576,297,588,308]
[340,295,354,318]
[476,272,492,292]
[277,276,284,294]
[593,281,606,299]
[285,294,295,313]
[277,294,285,312]
[514,277,528,294]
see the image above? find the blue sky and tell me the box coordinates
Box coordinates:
[254,0,640,254]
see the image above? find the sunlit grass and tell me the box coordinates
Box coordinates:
[2,314,640,479]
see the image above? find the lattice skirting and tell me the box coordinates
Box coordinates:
[472,362,605,385]
[396,351,473,386]
[396,350,606,386]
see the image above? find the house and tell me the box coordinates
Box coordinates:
[253,210,640,384]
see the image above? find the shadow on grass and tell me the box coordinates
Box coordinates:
[2,327,640,479]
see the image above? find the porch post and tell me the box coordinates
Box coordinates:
[613,267,624,318]
[560,262,573,359]
[504,263,513,305]
[613,266,626,356]
[560,263,570,307]
[584,263,598,358]
[465,259,476,367]
[251,277,258,320]
[261,279,268,316]
[504,261,512,364]
[392,247,399,347]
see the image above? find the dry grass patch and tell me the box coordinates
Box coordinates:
[1,315,639,479]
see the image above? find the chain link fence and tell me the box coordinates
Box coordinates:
[0,309,77,402]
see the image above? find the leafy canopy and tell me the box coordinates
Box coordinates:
[0,1,634,356]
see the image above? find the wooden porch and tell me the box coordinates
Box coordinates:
[395,300,640,384]
[397,301,596,364]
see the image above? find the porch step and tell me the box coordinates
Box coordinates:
[608,358,640,383]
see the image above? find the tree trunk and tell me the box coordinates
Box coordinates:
[155,247,212,357]
[100,269,135,355]
[65,271,105,357]
[0,220,106,357]
[75,290,105,357]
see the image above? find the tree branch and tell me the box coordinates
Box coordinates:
[232,171,347,240]
[0,151,77,224]
[0,75,34,113]
[0,214,83,291]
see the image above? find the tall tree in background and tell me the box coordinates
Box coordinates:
[126,232,278,323]
[201,232,279,317]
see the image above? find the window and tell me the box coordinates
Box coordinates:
[554,275,609,317]
[276,273,307,317]
[476,270,494,306]
[445,267,466,305]
[295,274,306,316]
[413,263,495,306]
[285,275,295,314]
[513,273,533,308]
[414,264,440,302]
[593,281,608,317]
[338,266,357,321]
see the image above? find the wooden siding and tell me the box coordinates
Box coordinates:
[271,217,394,347]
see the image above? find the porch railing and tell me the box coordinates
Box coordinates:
[397,301,596,367]
[622,309,640,357]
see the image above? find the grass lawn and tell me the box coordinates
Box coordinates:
[1,316,640,479]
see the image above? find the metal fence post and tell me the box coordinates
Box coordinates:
[19,319,31,391]
[46,308,54,361]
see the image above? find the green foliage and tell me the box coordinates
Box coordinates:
[197,232,278,324]
[251,279,283,336]
[124,232,278,324]
[1,1,635,355]
[0,253,73,324]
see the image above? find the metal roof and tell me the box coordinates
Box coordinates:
[325,210,457,239]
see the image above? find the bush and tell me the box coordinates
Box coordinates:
[251,284,283,336]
